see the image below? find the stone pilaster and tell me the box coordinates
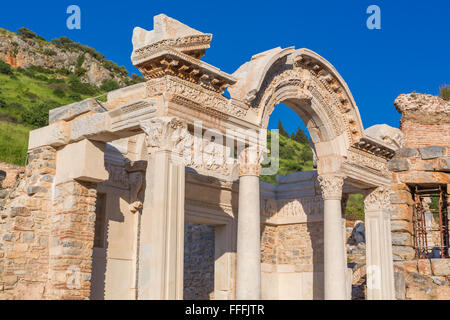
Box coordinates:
[318,174,348,300]
[137,117,188,300]
[236,146,263,300]
[364,186,396,300]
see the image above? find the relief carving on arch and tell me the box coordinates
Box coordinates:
[254,55,362,145]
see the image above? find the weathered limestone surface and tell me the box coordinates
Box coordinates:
[1,14,423,301]
[0,147,56,300]
[389,92,450,300]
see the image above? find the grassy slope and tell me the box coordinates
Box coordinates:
[0,121,29,165]
[0,70,109,165]
[261,131,314,185]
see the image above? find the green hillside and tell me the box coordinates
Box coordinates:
[261,130,314,185]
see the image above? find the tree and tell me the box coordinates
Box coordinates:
[17,27,37,39]
[291,126,308,144]
[100,79,120,92]
[0,60,13,75]
[22,102,57,128]
[277,119,289,138]
[440,85,450,101]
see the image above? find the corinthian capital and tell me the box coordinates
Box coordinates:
[140,117,188,153]
[364,186,393,212]
[238,146,264,177]
[318,174,345,200]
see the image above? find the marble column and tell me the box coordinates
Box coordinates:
[364,187,395,300]
[318,174,348,300]
[236,147,263,300]
[138,117,188,300]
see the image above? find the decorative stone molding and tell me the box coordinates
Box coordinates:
[347,147,391,178]
[140,117,188,153]
[318,174,345,200]
[238,146,264,177]
[364,186,393,212]
[146,76,248,118]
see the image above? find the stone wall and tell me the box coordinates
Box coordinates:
[183,222,215,300]
[0,162,24,189]
[0,146,98,300]
[269,223,324,272]
[0,146,56,299]
[389,92,450,300]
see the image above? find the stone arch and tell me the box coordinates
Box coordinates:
[230,47,365,161]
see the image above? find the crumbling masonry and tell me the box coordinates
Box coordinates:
[0,14,448,300]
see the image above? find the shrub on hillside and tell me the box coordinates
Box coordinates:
[68,75,97,95]
[0,60,13,75]
[22,102,57,127]
[43,48,57,56]
[17,27,37,39]
[440,85,450,101]
[100,79,120,92]
[53,88,66,98]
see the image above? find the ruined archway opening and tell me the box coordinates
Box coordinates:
[262,103,315,185]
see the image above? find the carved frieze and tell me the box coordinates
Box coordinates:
[261,197,324,218]
[140,117,188,152]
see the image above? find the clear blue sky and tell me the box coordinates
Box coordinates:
[0,0,448,134]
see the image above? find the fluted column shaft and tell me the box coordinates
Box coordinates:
[236,147,262,300]
[318,174,348,300]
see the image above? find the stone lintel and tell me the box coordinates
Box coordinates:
[49,98,107,124]
[28,121,69,151]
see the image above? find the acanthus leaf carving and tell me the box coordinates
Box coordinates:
[318,174,345,200]
[364,186,393,212]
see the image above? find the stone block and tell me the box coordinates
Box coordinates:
[9,206,30,217]
[394,272,406,300]
[0,189,8,199]
[387,159,409,172]
[49,98,105,124]
[391,220,413,234]
[430,259,450,276]
[395,147,419,158]
[55,139,109,184]
[26,186,47,196]
[419,146,445,160]
[417,259,432,275]
[3,275,18,287]
[402,260,418,273]
[392,245,416,261]
[28,121,69,151]
[391,204,413,221]
[436,157,450,172]
[398,171,450,184]
[390,190,413,205]
[391,232,413,246]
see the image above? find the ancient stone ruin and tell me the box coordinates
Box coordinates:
[0,14,448,300]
